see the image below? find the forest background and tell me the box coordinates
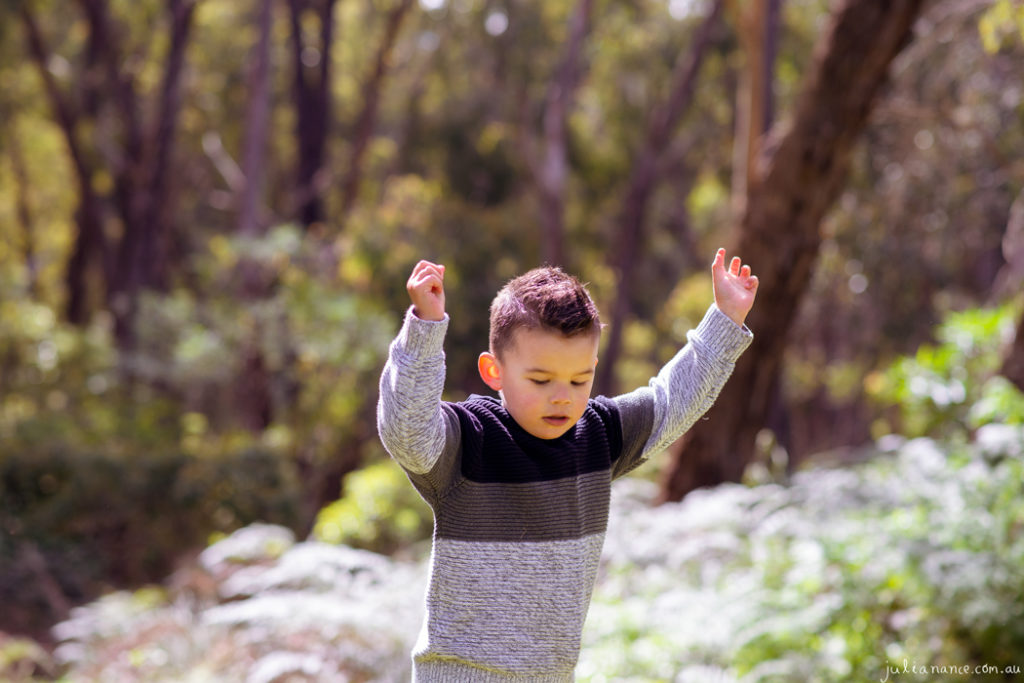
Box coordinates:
[2,0,1024,679]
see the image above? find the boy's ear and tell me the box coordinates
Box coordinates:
[478,352,502,391]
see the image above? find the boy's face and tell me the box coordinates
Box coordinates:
[480,327,600,440]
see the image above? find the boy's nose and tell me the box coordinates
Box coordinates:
[551,390,571,405]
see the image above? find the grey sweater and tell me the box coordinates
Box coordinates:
[377,304,752,681]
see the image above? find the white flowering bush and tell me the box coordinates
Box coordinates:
[580,425,1024,683]
[43,524,426,683]
[9,427,1023,682]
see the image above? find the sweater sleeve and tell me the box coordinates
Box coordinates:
[611,304,752,477]
[377,308,452,475]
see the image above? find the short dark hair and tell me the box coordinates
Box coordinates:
[489,266,602,357]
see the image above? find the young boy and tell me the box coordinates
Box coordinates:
[378,250,758,681]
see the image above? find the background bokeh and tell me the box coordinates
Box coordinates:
[1,0,1023,680]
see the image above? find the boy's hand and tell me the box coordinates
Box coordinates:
[407,260,446,321]
[712,248,758,326]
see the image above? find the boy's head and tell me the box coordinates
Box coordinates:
[478,267,603,440]
[487,267,602,357]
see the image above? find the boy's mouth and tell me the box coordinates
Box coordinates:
[542,415,570,426]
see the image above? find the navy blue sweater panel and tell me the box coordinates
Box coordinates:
[429,395,624,543]
[453,395,624,483]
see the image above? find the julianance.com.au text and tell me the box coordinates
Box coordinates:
[881,660,1022,682]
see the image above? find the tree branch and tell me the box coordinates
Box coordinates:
[533,0,594,267]
[337,0,415,226]
[596,0,725,395]
[661,0,927,503]
[20,5,108,324]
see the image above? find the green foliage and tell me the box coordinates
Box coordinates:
[0,299,173,454]
[313,461,432,556]
[978,0,1024,53]
[0,442,302,634]
[3,1,1024,672]
[580,428,1024,682]
[868,303,1024,439]
[133,225,395,445]
[732,435,1024,682]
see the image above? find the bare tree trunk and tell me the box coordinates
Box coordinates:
[102,0,196,351]
[239,0,273,237]
[26,0,196,342]
[660,0,926,503]
[20,6,108,325]
[295,403,377,535]
[527,0,594,268]
[79,0,146,327]
[1003,317,1024,392]
[728,0,781,219]
[596,0,724,396]
[232,0,277,433]
[762,0,781,131]
[999,188,1024,390]
[141,0,197,290]
[337,0,415,225]
[287,0,338,228]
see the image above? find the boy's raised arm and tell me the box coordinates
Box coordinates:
[377,261,451,475]
[612,250,757,472]
[646,249,757,453]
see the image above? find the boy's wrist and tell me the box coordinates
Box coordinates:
[412,305,446,322]
[396,306,449,358]
[696,304,753,361]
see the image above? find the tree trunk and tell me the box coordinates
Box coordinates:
[139,0,196,290]
[531,0,594,268]
[25,1,196,338]
[596,0,724,396]
[296,404,377,535]
[239,0,273,237]
[21,6,109,326]
[999,188,1024,390]
[1003,314,1024,393]
[660,0,926,503]
[288,0,338,228]
[728,0,780,219]
[337,0,415,226]
[103,0,196,350]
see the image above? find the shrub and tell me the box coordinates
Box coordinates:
[0,443,302,637]
[868,303,1024,439]
[313,460,433,556]
[580,426,1024,682]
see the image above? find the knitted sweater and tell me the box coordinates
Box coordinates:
[377,304,752,681]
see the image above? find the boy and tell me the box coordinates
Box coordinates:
[378,250,758,681]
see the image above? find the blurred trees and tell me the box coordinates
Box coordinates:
[18,0,198,347]
[661,0,927,501]
[2,0,1024,637]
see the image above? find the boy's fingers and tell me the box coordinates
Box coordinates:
[730,257,741,275]
[713,248,726,269]
[413,260,444,278]
[740,264,751,279]
[409,262,446,290]
[410,274,443,295]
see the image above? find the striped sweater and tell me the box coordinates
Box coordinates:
[377,304,752,681]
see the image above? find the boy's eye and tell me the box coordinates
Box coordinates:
[529,379,549,385]
[571,380,587,387]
